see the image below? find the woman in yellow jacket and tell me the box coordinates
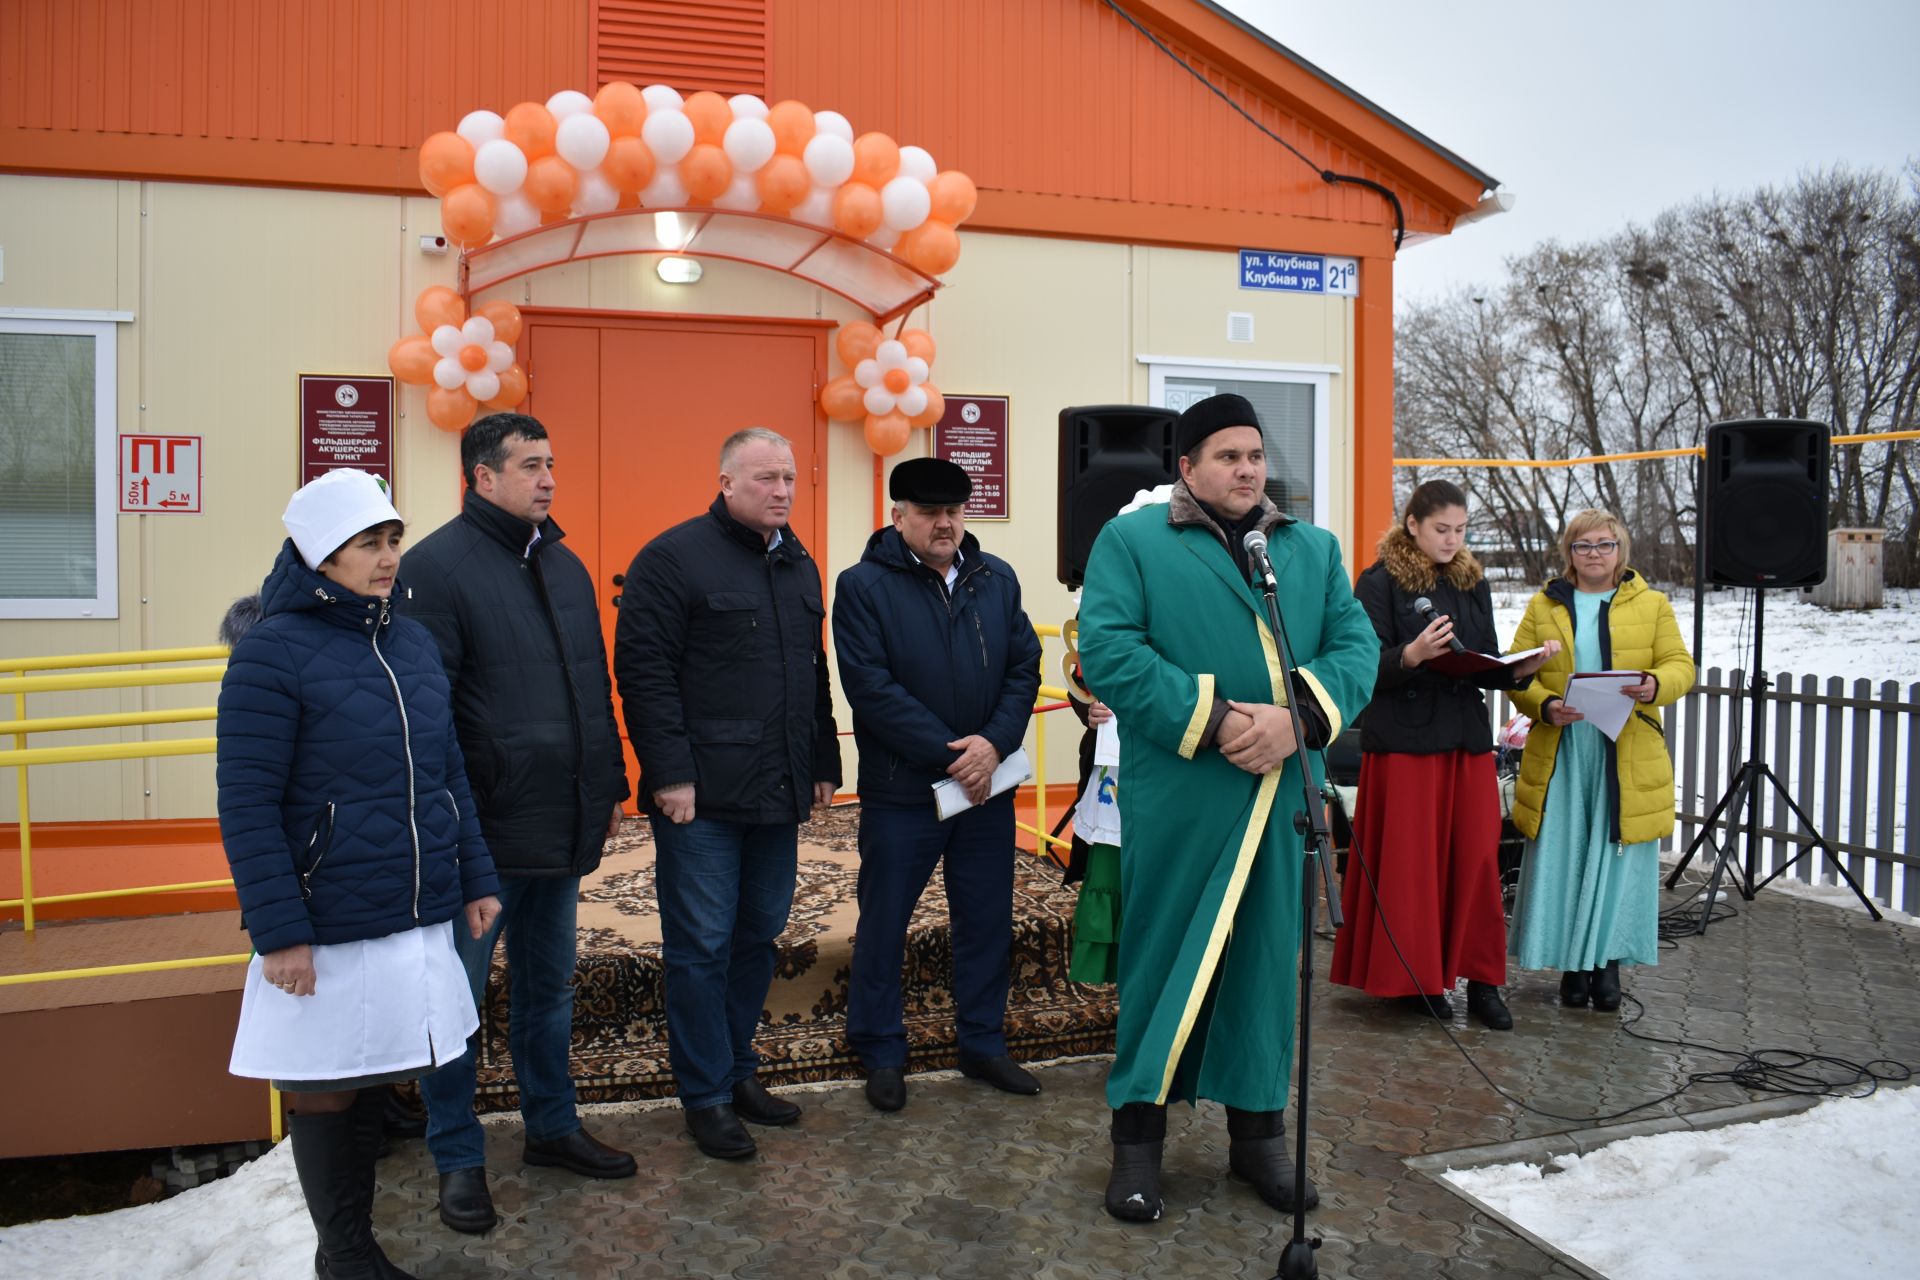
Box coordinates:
[1507,510,1695,1012]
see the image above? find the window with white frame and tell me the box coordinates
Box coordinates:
[1146,359,1333,527]
[0,315,120,619]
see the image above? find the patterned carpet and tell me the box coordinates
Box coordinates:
[470,806,1117,1112]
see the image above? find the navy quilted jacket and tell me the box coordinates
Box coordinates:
[217,541,500,955]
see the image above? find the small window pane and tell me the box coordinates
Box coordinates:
[0,332,99,599]
[1165,376,1314,520]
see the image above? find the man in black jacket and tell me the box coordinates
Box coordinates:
[405,413,636,1233]
[832,458,1043,1112]
[615,427,842,1160]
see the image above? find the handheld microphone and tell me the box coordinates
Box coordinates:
[1412,596,1468,653]
[1242,529,1277,589]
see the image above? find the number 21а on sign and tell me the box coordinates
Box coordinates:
[1238,250,1359,296]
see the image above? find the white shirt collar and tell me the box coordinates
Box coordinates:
[907,545,962,588]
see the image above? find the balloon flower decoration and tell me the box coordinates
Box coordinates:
[418,84,978,278]
[387,287,529,432]
[819,322,942,457]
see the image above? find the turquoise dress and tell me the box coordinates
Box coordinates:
[1509,588,1660,971]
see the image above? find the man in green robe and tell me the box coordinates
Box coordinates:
[1078,394,1378,1222]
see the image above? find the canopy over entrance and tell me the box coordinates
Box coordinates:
[459,208,942,323]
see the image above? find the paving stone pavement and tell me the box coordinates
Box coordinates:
[367,886,1920,1278]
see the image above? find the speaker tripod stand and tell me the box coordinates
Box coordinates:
[1665,587,1881,929]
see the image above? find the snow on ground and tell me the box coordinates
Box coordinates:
[1441,1086,1920,1280]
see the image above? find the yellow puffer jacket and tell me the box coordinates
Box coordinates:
[1508,571,1696,844]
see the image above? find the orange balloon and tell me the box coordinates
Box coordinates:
[754,154,809,213]
[683,91,731,146]
[504,102,558,159]
[851,133,900,188]
[387,334,436,385]
[910,384,945,428]
[415,285,465,334]
[864,411,912,457]
[831,182,883,239]
[835,321,883,369]
[593,81,647,138]
[819,374,865,421]
[900,219,961,275]
[475,298,523,346]
[427,385,478,433]
[766,100,814,155]
[486,363,529,409]
[523,155,578,215]
[883,367,911,394]
[680,143,732,203]
[901,329,936,365]
[602,135,656,193]
[928,170,979,225]
[418,132,476,198]
[440,183,496,248]
[459,344,488,372]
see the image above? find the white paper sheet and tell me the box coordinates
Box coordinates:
[1562,671,1642,741]
[932,747,1034,820]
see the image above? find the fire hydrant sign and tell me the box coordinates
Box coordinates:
[300,375,395,486]
[1238,249,1359,297]
[934,396,1010,520]
[119,434,202,513]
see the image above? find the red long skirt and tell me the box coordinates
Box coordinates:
[1328,750,1507,996]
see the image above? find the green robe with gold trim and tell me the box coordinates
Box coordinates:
[1079,488,1378,1110]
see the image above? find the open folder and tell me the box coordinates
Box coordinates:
[932,747,1033,821]
[1422,645,1546,680]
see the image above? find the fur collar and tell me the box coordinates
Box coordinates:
[1166,480,1291,542]
[1376,525,1483,594]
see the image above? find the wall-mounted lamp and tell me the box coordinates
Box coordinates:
[657,257,703,285]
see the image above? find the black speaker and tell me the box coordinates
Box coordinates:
[1057,404,1179,586]
[1702,418,1829,587]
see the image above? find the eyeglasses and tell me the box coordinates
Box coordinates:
[1571,540,1620,556]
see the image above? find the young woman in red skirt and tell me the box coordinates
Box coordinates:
[1329,480,1558,1028]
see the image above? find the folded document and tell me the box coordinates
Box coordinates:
[932,747,1033,820]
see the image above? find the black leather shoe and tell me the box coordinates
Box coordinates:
[1590,960,1622,1012]
[1402,992,1453,1020]
[958,1052,1042,1096]
[732,1075,802,1126]
[1226,1107,1319,1212]
[865,1066,906,1113]
[1466,980,1514,1031]
[436,1167,496,1234]
[522,1128,637,1178]
[1560,970,1592,1007]
[684,1104,757,1159]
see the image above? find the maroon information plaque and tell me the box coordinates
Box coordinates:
[933,394,1010,519]
[299,375,395,486]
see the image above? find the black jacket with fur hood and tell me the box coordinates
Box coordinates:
[1354,527,1516,755]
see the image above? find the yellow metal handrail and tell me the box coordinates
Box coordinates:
[1015,622,1078,863]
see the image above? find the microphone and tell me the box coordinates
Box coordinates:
[1412,596,1468,653]
[1242,529,1277,589]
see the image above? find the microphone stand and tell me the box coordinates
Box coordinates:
[1246,534,1340,1280]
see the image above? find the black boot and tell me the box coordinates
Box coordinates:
[1104,1103,1166,1222]
[1560,970,1591,1007]
[1466,980,1514,1031]
[1590,960,1621,1012]
[290,1107,380,1280]
[346,1091,416,1279]
[1226,1107,1319,1211]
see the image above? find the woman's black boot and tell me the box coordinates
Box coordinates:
[1560,970,1591,1007]
[1104,1103,1166,1222]
[1226,1107,1319,1211]
[347,1091,416,1279]
[1590,960,1622,1012]
[290,1108,380,1280]
[1466,981,1514,1030]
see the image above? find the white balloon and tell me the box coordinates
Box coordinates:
[813,110,853,143]
[555,113,611,170]
[869,226,901,251]
[898,385,929,418]
[897,145,937,182]
[854,358,882,389]
[792,184,834,227]
[641,84,685,113]
[465,369,502,404]
[461,316,495,347]
[487,341,514,373]
[572,170,619,215]
[457,110,506,147]
[802,133,855,187]
[473,139,528,195]
[728,94,769,120]
[546,90,594,119]
[493,192,540,238]
[863,385,896,416]
[904,356,930,384]
[431,325,465,358]
[880,176,932,231]
[641,110,695,165]
[714,173,761,211]
[875,340,908,370]
[722,118,776,173]
[433,355,466,390]
[640,170,689,208]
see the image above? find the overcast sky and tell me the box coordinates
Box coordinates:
[1215,0,1920,306]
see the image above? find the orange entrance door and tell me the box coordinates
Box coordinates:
[519,309,832,809]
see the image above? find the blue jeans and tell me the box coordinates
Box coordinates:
[419,875,582,1173]
[651,816,798,1110]
[847,794,1015,1069]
